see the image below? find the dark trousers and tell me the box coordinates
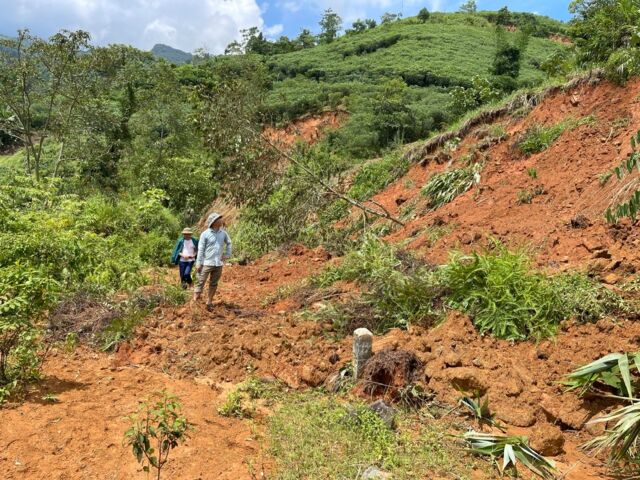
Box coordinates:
[179,261,195,284]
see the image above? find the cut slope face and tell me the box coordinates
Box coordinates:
[367,78,640,278]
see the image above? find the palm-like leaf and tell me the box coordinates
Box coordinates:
[583,400,640,463]
[563,352,640,398]
[462,431,556,479]
[459,394,506,432]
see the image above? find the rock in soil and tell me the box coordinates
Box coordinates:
[530,422,565,456]
[368,399,396,429]
[362,466,392,479]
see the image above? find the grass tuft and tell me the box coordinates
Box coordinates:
[421,163,482,209]
[269,393,477,479]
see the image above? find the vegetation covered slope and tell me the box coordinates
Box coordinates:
[151,43,192,64]
[262,13,565,155]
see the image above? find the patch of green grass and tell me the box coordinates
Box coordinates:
[527,167,538,179]
[421,163,482,209]
[218,390,251,418]
[517,185,545,204]
[268,393,477,480]
[518,116,596,155]
[553,273,631,323]
[348,152,409,201]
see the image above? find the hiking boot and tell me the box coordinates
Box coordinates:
[206,303,214,312]
[181,281,188,290]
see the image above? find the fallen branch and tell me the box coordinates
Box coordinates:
[254,128,405,227]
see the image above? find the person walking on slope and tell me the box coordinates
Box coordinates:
[172,227,199,289]
[194,212,232,312]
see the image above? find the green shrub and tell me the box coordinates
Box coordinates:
[443,246,561,340]
[0,264,58,395]
[421,163,482,209]
[310,236,444,334]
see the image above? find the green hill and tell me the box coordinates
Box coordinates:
[151,43,192,64]
[261,12,566,156]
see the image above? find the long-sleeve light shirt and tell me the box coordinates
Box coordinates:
[196,228,232,267]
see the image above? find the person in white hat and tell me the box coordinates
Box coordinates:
[171,227,199,289]
[194,212,232,311]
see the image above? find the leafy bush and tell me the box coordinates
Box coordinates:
[443,246,562,340]
[0,177,181,394]
[311,236,444,334]
[449,76,502,115]
[421,163,482,209]
[0,264,58,397]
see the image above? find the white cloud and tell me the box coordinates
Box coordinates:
[277,0,303,12]
[3,0,267,53]
[263,23,284,38]
[144,19,177,43]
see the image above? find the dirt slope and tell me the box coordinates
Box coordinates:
[376,78,640,278]
[2,79,640,480]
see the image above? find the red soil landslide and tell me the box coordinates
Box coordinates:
[2,81,640,479]
[379,78,640,278]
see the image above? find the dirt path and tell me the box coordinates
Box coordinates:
[0,352,265,480]
[0,246,328,480]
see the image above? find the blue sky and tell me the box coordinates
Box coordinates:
[0,0,572,54]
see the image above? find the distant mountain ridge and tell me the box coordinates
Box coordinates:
[150,43,192,64]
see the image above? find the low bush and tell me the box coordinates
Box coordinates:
[0,177,181,398]
[310,235,444,335]
[443,246,562,340]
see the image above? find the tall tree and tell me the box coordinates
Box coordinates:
[0,30,92,181]
[319,9,342,44]
[417,8,431,23]
[296,29,316,49]
[459,0,478,13]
